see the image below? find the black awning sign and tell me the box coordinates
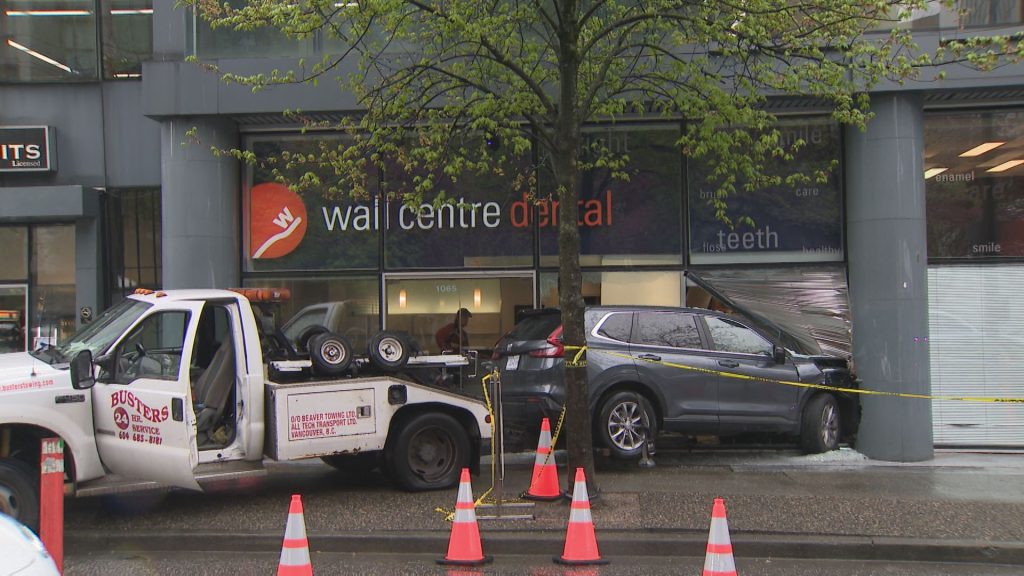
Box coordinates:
[0,126,55,172]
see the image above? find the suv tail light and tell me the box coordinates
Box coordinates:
[529,326,564,358]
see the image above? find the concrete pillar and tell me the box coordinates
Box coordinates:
[161,117,239,289]
[74,189,103,331]
[846,93,933,462]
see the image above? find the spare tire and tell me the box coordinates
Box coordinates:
[296,325,330,355]
[368,331,410,370]
[309,332,353,377]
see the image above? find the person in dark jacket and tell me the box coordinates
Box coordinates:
[435,308,472,352]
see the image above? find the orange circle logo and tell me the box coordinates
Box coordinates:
[249,183,308,259]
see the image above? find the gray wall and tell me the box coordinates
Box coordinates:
[846,93,934,462]
[160,117,240,289]
[1,83,161,189]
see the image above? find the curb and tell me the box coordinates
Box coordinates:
[65,530,1024,565]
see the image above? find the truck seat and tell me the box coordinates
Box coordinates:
[193,337,236,445]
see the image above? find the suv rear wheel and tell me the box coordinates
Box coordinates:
[800,394,840,453]
[597,391,657,460]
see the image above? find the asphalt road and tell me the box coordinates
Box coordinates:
[64,551,1024,576]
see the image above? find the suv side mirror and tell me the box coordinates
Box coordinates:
[70,350,96,390]
[773,345,787,364]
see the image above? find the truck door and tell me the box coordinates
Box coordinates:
[91,301,205,490]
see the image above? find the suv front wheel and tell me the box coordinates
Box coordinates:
[597,391,657,460]
[800,394,840,453]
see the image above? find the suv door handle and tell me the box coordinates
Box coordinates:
[638,353,662,362]
[718,360,739,368]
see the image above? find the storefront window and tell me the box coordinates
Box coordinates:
[540,271,683,308]
[383,145,534,269]
[0,285,28,353]
[106,188,162,301]
[100,0,152,78]
[539,124,683,267]
[31,224,76,348]
[241,276,379,354]
[0,227,28,280]
[925,109,1024,260]
[243,135,381,272]
[1,0,98,81]
[384,275,533,354]
[688,116,843,265]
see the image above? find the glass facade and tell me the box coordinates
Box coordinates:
[32,224,77,347]
[688,116,844,265]
[105,188,162,300]
[538,124,683,267]
[925,109,1024,260]
[1,0,98,80]
[385,275,534,354]
[190,0,315,60]
[100,0,152,78]
[0,0,152,81]
[887,0,1024,30]
[241,116,847,353]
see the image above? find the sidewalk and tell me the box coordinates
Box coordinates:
[64,448,1024,565]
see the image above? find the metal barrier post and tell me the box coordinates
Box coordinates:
[40,437,64,573]
[477,369,534,521]
[637,395,656,469]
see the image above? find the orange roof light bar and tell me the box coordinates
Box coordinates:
[229,288,292,303]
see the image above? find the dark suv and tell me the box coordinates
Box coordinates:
[492,306,859,458]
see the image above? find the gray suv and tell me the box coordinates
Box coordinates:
[493,306,859,458]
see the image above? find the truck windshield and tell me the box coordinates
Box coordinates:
[31,298,152,365]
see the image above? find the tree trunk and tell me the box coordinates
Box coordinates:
[552,0,596,496]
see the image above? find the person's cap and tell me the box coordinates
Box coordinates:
[457,308,473,318]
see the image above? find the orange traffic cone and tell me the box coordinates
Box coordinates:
[554,468,608,565]
[702,498,737,576]
[438,468,492,566]
[523,418,561,501]
[277,494,313,576]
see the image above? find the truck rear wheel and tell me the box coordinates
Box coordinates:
[0,458,39,533]
[385,412,468,491]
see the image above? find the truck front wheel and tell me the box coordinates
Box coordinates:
[385,412,469,491]
[0,458,39,532]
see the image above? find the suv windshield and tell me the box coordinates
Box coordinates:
[30,298,152,365]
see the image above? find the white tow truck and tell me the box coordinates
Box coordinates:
[0,288,492,531]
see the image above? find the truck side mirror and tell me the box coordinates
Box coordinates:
[773,345,787,365]
[70,350,96,390]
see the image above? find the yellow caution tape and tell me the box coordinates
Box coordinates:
[564,345,587,368]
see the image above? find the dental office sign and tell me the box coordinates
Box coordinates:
[0,126,55,172]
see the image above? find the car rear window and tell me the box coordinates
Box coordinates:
[508,312,562,340]
[595,312,632,342]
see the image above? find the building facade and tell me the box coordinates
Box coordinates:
[3,0,1023,457]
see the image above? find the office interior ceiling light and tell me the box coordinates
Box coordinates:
[959,142,1006,157]
[110,8,152,14]
[6,39,72,72]
[987,159,1024,172]
[5,9,91,15]
[924,167,948,179]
